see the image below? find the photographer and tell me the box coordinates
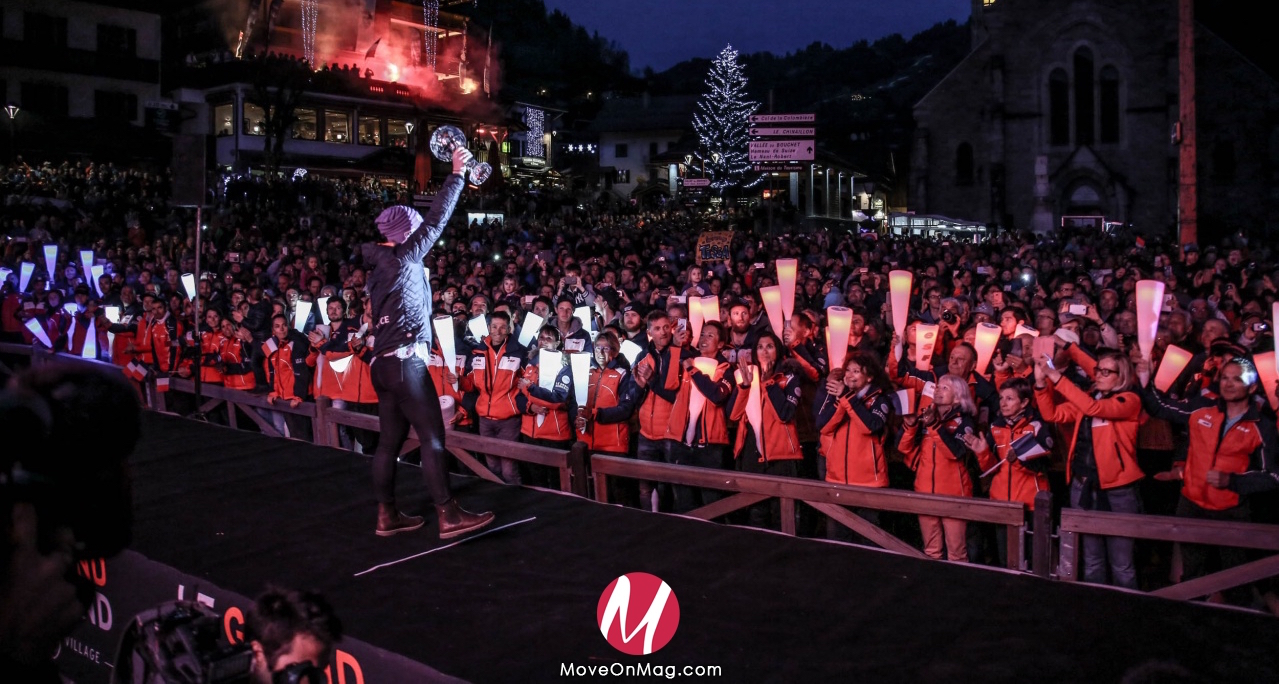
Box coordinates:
[244,587,343,684]
[1,365,141,682]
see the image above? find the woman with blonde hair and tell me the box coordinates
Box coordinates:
[900,373,978,561]
[1035,349,1144,588]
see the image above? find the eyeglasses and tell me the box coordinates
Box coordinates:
[1095,367,1119,378]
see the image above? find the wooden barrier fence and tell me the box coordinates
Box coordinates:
[7,342,1279,603]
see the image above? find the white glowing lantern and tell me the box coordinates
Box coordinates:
[688,297,704,345]
[468,315,488,342]
[973,322,1002,375]
[1255,351,1279,411]
[536,349,563,428]
[826,306,853,371]
[571,352,591,408]
[433,315,458,389]
[19,263,34,292]
[889,270,913,339]
[618,339,642,368]
[43,244,57,282]
[759,286,785,338]
[80,250,94,287]
[685,357,721,444]
[1135,280,1165,362]
[90,265,105,297]
[776,258,798,322]
[181,273,197,301]
[915,323,940,367]
[700,296,719,325]
[1153,344,1193,393]
[293,300,312,333]
[82,319,98,360]
[25,318,53,348]
[518,312,544,348]
[574,306,592,337]
[745,366,763,454]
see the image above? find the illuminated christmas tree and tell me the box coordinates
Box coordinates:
[692,44,760,192]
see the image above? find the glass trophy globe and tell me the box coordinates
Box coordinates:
[430,125,492,185]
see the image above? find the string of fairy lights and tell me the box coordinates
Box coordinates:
[301,0,318,68]
[524,107,545,158]
[422,0,440,71]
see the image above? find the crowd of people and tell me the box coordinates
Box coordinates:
[3,156,1279,610]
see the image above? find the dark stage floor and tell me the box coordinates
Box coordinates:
[129,412,1279,683]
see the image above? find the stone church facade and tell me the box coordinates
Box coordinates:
[911,0,1279,241]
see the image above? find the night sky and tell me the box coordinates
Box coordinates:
[544,0,971,72]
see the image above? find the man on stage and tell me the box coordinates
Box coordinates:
[362,147,495,539]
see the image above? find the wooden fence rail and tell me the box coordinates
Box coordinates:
[10,342,1279,605]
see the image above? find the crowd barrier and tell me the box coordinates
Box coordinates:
[5,343,1279,604]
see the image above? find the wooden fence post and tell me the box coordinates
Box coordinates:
[312,397,330,447]
[1033,490,1053,578]
[568,441,590,498]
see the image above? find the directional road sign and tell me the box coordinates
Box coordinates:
[682,178,711,187]
[753,164,805,172]
[750,126,815,137]
[749,139,815,161]
[749,113,816,124]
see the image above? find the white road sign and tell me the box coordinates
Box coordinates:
[749,113,816,123]
[750,126,816,137]
[749,140,815,161]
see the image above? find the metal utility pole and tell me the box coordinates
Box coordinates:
[1177,0,1197,248]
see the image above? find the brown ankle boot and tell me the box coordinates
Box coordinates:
[435,499,495,540]
[376,502,424,537]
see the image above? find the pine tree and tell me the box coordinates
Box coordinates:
[692,45,760,192]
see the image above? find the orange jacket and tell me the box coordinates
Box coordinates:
[729,369,803,462]
[665,361,732,446]
[1036,380,1144,490]
[135,314,175,372]
[316,350,377,404]
[977,413,1052,508]
[220,337,257,391]
[460,339,528,421]
[815,387,892,487]
[261,334,318,402]
[636,344,690,440]
[1143,392,1279,511]
[426,352,468,422]
[197,326,226,384]
[900,410,976,497]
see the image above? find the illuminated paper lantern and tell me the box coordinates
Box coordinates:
[43,244,57,282]
[1153,344,1193,393]
[688,297,704,345]
[80,250,94,287]
[20,262,34,292]
[915,323,940,366]
[571,352,591,408]
[317,296,331,325]
[432,315,458,389]
[104,305,120,352]
[889,270,913,339]
[759,285,785,338]
[25,318,53,349]
[574,306,592,338]
[82,319,98,360]
[700,296,719,326]
[826,306,853,371]
[90,265,105,297]
[0,266,11,286]
[1255,351,1279,411]
[1014,323,1040,339]
[973,322,1002,375]
[776,258,798,321]
[518,312,544,348]
[685,357,721,444]
[181,273,197,301]
[292,300,312,333]
[619,339,642,368]
[468,315,488,342]
[1135,280,1165,362]
[537,349,564,428]
[745,366,763,454]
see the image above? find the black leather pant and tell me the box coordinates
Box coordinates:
[370,354,451,506]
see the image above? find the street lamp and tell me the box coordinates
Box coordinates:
[3,104,17,161]
[809,164,816,217]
